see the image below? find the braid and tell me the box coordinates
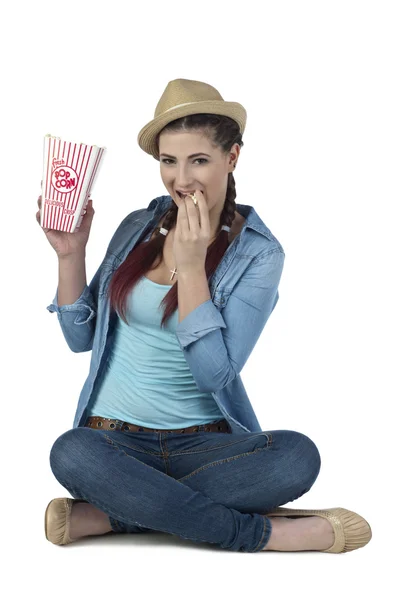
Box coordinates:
[158,203,178,236]
[218,171,237,230]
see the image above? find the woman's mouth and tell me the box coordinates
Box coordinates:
[176,190,203,199]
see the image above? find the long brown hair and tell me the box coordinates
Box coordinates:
[108,114,244,328]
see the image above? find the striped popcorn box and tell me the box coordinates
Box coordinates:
[41,134,106,232]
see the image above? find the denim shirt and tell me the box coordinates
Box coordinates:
[46,195,285,434]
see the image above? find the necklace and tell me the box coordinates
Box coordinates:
[169,267,178,281]
[159,225,231,281]
[157,192,231,281]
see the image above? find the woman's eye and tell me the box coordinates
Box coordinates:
[162,158,208,165]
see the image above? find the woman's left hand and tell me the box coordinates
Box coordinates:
[172,189,211,275]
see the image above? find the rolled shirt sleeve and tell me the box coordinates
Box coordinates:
[174,299,227,348]
[46,282,98,352]
[46,283,96,323]
[174,248,285,393]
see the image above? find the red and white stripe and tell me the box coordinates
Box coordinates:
[41,134,106,232]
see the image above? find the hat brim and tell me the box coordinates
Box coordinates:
[137,100,247,160]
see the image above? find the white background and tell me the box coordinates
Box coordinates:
[1,0,397,597]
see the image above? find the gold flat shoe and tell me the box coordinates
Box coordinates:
[45,497,82,545]
[264,506,372,553]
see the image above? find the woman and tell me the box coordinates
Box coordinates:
[38,78,372,553]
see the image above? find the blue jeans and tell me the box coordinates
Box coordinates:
[49,423,321,553]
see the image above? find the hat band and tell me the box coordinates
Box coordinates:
[163,101,202,114]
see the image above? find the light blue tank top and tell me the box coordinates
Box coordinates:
[86,275,224,428]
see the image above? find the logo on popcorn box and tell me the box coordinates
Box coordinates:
[51,158,78,193]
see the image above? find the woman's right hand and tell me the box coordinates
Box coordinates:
[36,192,95,259]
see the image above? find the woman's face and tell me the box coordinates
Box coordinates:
[158,131,238,215]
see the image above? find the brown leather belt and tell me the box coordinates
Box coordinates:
[84,416,231,434]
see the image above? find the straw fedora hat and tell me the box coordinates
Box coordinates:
[137,78,247,161]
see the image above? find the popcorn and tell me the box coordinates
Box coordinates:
[188,193,198,206]
[41,134,106,232]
